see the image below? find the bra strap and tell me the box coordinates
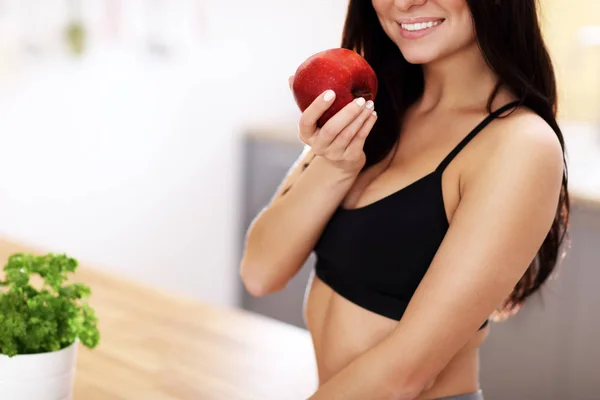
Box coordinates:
[435,101,521,173]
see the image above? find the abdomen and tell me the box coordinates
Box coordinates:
[304,274,488,397]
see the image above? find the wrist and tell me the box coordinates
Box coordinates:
[313,154,364,182]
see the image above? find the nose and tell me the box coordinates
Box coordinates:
[394,0,427,11]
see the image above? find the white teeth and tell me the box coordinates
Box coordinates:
[401,20,442,32]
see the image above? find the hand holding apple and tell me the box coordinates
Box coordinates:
[288,48,379,174]
[291,48,378,127]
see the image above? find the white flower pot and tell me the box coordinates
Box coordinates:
[0,341,78,400]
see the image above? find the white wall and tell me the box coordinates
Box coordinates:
[0,0,349,307]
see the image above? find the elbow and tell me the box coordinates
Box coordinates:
[239,258,286,297]
[385,383,423,400]
[241,275,274,298]
[382,367,428,400]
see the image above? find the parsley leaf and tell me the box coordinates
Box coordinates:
[0,253,100,357]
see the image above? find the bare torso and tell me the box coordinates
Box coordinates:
[304,273,488,399]
[300,101,521,398]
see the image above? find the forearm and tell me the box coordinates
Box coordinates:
[241,155,359,294]
[308,337,422,400]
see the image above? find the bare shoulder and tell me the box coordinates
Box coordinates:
[461,107,564,208]
[472,107,564,181]
[491,107,564,166]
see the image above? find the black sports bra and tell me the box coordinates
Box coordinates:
[313,101,520,331]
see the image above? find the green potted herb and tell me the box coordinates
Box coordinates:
[0,252,100,399]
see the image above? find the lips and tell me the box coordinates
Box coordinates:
[397,17,445,24]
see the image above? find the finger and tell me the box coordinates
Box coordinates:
[288,75,295,91]
[328,100,374,152]
[344,110,377,157]
[313,97,367,149]
[298,89,336,142]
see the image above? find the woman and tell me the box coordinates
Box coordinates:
[240,0,569,399]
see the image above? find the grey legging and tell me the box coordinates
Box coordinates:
[437,390,484,400]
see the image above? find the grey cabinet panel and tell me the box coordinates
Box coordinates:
[480,203,600,400]
[240,135,313,328]
[561,205,600,399]
[479,279,568,400]
[242,139,302,227]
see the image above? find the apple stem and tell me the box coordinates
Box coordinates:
[352,90,372,98]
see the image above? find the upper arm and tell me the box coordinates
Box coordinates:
[384,117,565,387]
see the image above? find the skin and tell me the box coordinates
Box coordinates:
[241,0,565,399]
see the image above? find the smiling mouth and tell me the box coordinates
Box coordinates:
[399,19,445,32]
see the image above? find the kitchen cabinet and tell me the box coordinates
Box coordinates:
[480,202,600,400]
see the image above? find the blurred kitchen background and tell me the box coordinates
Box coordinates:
[0,0,598,399]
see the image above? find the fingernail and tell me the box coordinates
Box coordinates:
[366,100,374,109]
[323,90,335,102]
[355,97,366,107]
[372,111,377,117]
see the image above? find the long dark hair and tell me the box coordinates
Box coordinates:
[341,0,570,316]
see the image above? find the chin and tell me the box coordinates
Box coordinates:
[399,47,443,65]
[398,38,476,65]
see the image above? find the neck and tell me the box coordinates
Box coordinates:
[417,41,500,112]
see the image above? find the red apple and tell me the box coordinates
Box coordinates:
[291,48,378,128]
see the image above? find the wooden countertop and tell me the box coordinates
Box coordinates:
[0,238,318,400]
